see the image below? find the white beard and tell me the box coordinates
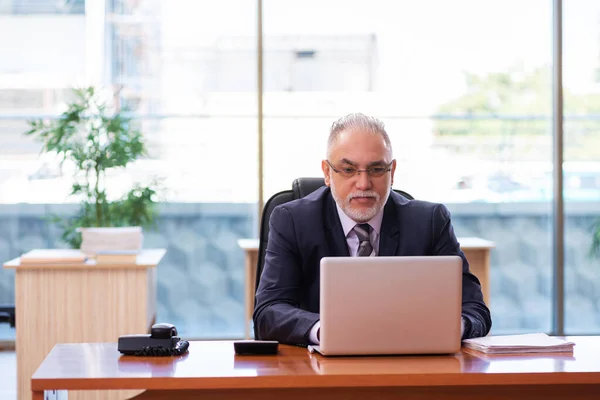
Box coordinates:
[330,177,391,223]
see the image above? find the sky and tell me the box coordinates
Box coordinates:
[1,0,598,108]
[1,0,600,203]
[159,0,600,113]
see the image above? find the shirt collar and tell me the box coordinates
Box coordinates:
[335,202,385,237]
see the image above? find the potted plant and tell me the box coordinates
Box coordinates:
[25,87,160,248]
[592,221,600,259]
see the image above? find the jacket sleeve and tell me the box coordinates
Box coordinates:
[252,205,320,345]
[430,204,492,338]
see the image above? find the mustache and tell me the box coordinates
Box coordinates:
[347,191,380,200]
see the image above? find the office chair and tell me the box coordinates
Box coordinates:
[0,305,15,328]
[253,177,413,338]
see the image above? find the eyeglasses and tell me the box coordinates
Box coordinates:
[326,160,393,178]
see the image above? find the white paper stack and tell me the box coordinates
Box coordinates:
[20,249,87,264]
[79,227,143,257]
[462,333,575,354]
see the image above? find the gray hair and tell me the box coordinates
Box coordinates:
[327,113,393,158]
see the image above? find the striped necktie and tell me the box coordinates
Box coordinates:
[354,223,373,257]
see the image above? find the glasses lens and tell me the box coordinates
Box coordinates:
[368,167,388,177]
[340,167,357,178]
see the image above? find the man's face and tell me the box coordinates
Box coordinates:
[322,128,396,223]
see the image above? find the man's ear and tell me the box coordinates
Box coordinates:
[390,159,397,186]
[322,160,331,186]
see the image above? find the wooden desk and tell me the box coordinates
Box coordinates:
[238,237,495,339]
[3,248,166,400]
[32,337,600,399]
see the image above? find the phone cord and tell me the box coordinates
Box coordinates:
[134,340,190,356]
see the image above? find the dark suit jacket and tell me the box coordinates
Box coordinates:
[253,186,492,345]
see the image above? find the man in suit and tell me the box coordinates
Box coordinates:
[253,113,491,345]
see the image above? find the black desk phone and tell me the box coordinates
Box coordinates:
[118,323,189,356]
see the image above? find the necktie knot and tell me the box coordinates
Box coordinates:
[354,224,373,257]
[354,223,371,241]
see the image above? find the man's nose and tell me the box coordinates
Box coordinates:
[355,171,372,190]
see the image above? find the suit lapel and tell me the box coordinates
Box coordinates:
[378,194,400,256]
[323,190,350,256]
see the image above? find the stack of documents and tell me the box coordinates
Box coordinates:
[462,333,575,354]
[95,250,138,264]
[79,227,143,260]
[20,249,86,264]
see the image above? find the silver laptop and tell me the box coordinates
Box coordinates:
[309,255,463,356]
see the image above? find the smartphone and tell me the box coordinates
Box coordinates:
[233,340,279,355]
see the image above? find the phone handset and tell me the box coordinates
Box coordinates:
[118,323,190,356]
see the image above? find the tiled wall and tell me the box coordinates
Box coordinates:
[0,201,599,339]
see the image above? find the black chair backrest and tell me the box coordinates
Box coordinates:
[254,178,414,336]
[0,305,15,328]
[292,177,325,199]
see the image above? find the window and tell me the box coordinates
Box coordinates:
[563,0,600,334]
[0,0,597,342]
[0,0,85,14]
[263,0,554,334]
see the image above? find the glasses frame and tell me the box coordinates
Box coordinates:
[325,159,394,178]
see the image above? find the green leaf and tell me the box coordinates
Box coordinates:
[591,220,600,259]
[24,86,160,248]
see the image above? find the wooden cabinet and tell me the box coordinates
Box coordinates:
[3,249,165,400]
